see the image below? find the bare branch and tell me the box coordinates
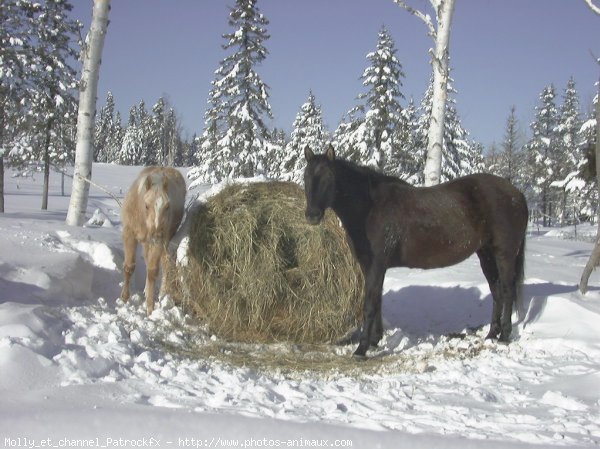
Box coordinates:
[393,0,437,39]
[584,0,600,16]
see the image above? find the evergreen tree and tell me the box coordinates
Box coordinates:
[0,0,35,211]
[118,105,143,165]
[524,84,560,226]
[495,106,523,187]
[94,91,116,162]
[553,78,583,224]
[280,91,328,182]
[105,111,123,164]
[386,98,420,180]
[556,78,582,172]
[194,0,273,183]
[151,97,166,165]
[15,0,81,210]
[333,111,363,162]
[193,91,223,182]
[334,26,405,171]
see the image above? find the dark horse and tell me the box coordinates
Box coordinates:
[303,145,528,358]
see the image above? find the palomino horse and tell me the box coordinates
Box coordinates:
[303,146,528,358]
[120,166,186,315]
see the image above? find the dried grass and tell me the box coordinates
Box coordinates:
[167,181,364,344]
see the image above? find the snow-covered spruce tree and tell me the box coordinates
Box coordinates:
[387,98,421,181]
[150,97,166,165]
[358,26,405,171]
[524,84,560,226]
[94,91,116,162]
[552,78,584,225]
[334,26,405,172]
[333,110,363,162]
[394,0,456,186]
[118,105,143,165]
[24,0,81,210]
[193,0,273,184]
[190,87,223,183]
[0,0,36,212]
[494,106,524,188]
[105,111,123,164]
[279,91,328,183]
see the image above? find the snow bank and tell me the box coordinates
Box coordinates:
[0,164,599,448]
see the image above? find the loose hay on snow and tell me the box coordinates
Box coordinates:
[170,181,363,344]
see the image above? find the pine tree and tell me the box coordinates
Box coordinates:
[553,78,583,224]
[524,84,560,226]
[333,111,363,162]
[22,0,80,210]
[335,26,405,172]
[0,0,35,212]
[95,91,116,162]
[280,91,328,182]
[495,106,523,187]
[388,98,421,181]
[118,105,143,165]
[195,0,273,183]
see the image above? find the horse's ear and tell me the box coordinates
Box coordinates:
[144,175,153,191]
[304,146,315,162]
[138,175,151,194]
[326,144,335,162]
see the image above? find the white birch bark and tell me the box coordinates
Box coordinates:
[394,0,455,186]
[66,0,111,226]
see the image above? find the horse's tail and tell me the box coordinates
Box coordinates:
[514,235,526,321]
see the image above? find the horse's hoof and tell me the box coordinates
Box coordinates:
[352,353,368,362]
[484,329,499,340]
[353,345,368,360]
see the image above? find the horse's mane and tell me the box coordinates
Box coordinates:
[334,158,410,187]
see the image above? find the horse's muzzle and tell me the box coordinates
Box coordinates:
[305,209,324,225]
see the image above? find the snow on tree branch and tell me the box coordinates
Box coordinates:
[584,0,600,16]
[393,0,436,38]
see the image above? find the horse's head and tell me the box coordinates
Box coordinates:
[303,144,336,225]
[141,175,171,239]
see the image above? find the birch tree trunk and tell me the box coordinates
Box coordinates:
[394,0,455,186]
[65,0,110,226]
[579,86,600,294]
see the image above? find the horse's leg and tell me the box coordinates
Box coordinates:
[120,229,137,302]
[143,242,163,316]
[158,250,171,299]
[370,286,384,347]
[354,259,385,358]
[496,251,518,342]
[477,246,501,339]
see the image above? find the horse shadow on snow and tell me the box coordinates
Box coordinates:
[380,281,587,342]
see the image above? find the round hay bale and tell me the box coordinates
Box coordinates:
[175,181,363,344]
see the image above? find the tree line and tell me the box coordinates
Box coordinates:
[1,0,597,229]
[485,80,597,227]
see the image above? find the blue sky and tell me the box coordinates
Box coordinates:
[72,0,599,149]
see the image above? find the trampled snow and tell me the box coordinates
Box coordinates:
[0,164,599,448]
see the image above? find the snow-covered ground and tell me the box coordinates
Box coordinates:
[1,164,599,448]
